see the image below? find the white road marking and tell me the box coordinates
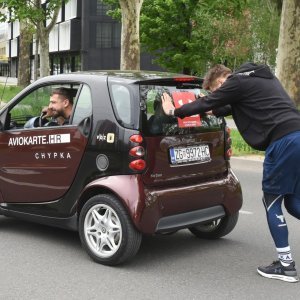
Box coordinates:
[239,210,253,215]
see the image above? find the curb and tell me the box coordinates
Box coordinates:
[232,155,264,161]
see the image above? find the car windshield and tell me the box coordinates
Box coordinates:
[140,84,223,136]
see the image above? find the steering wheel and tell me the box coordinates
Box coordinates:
[39,112,46,127]
[24,114,48,129]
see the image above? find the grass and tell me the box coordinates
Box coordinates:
[0,85,23,104]
[230,129,264,157]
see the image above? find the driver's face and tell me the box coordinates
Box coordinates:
[48,94,68,118]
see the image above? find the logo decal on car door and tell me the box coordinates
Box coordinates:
[8,134,71,146]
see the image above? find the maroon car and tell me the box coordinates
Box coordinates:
[0,71,242,265]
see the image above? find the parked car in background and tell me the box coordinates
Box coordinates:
[0,71,242,265]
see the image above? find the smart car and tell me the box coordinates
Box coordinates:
[0,71,242,265]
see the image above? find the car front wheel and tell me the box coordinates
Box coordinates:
[79,194,142,266]
[188,212,239,239]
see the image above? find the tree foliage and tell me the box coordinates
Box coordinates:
[0,0,63,27]
[103,0,280,75]
[141,0,280,75]
[0,0,65,78]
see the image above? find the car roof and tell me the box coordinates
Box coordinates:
[34,70,203,86]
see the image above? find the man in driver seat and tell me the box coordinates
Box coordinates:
[42,87,74,125]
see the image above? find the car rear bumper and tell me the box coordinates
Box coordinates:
[85,169,242,235]
[155,205,225,233]
[137,169,242,234]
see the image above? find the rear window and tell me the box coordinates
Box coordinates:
[140,85,223,136]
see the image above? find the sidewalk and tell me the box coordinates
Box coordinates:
[0,76,17,86]
[225,118,237,129]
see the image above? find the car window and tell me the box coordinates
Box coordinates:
[140,85,222,136]
[5,84,79,130]
[72,84,92,125]
[110,84,132,125]
[6,86,52,130]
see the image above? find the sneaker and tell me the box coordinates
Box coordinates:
[257,261,299,283]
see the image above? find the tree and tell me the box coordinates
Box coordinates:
[18,20,33,86]
[140,0,250,75]
[0,4,34,86]
[100,0,282,75]
[0,0,65,79]
[119,0,144,70]
[34,0,61,77]
[276,0,300,105]
[102,0,144,70]
[247,0,280,67]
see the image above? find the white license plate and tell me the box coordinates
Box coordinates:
[169,145,211,165]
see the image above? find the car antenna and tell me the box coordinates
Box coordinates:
[0,75,9,107]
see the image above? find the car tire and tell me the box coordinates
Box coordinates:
[188,212,239,239]
[79,194,142,266]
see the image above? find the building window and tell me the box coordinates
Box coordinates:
[59,21,71,51]
[12,20,19,38]
[51,54,81,75]
[11,38,18,57]
[52,56,60,75]
[92,22,121,49]
[65,0,78,20]
[96,23,112,48]
[96,1,109,16]
[63,56,72,73]
[113,23,121,48]
[49,25,59,52]
[73,55,81,71]
[90,0,110,16]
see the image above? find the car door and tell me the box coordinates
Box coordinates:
[0,83,92,203]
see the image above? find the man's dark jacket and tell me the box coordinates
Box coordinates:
[174,62,300,151]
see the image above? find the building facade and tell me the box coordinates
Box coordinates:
[0,22,9,76]
[6,0,161,78]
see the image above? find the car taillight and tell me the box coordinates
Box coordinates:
[130,146,145,157]
[129,134,146,171]
[225,126,233,160]
[129,159,146,171]
[130,134,143,143]
[173,77,197,82]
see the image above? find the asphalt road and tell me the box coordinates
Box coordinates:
[0,157,299,299]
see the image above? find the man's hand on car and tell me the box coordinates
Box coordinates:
[161,92,175,116]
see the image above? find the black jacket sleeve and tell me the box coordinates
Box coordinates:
[212,105,232,117]
[174,75,240,119]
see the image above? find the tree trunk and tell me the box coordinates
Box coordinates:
[119,0,143,70]
[18,20,32,87]
[33,1,60,78]
[34,36,39,81]
[276,0,300,106]
[39,26,50,78]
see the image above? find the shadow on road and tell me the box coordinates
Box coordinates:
[0,215,246,268]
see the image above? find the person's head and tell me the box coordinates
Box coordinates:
[203,64,232,92]
[48,87,74,119]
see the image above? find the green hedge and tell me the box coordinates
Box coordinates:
[0,85,23,104]
[230,129,264,156]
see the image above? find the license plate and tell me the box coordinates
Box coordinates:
[169,145,211,165]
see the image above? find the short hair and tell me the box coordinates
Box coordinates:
[203,64,232,90]
[51,87,74,104]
